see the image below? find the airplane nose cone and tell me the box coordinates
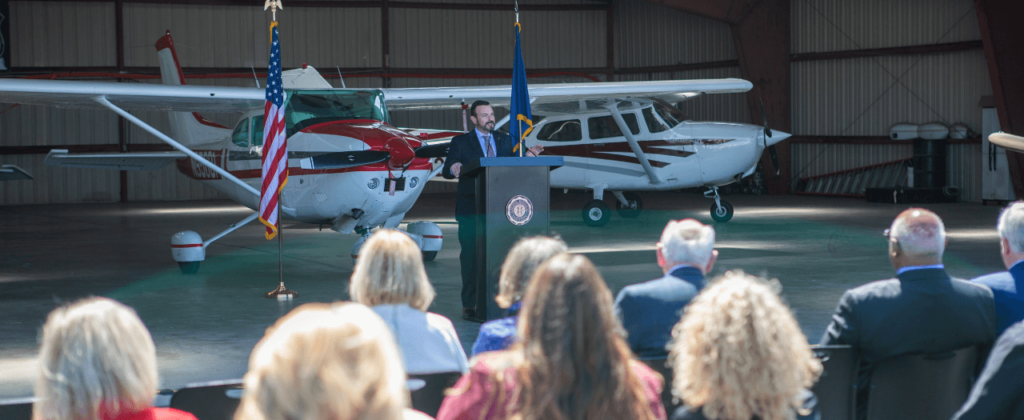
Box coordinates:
[766,130,791,146]
[384,137,416,169]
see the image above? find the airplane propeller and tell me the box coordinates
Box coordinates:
[759,98,780,175]
[300,139,451,170]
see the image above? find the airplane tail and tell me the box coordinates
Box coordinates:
[155,31,229,145]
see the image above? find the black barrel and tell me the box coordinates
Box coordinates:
[913,139,947,189]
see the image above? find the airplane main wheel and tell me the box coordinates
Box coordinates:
[582,200,611,227]
[178,261,201,275]
[710,200,734,223]
[615,193,643,218]
[422,251,438,262]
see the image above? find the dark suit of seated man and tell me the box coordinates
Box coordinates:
[441,100,543,321]
[973,201,1024,335]
[614,219,718,359]
[953,319,1024,419]
[820,208,997,420]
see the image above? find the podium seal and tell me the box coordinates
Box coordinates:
[505,195,533,226]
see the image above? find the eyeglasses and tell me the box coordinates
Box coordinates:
[882,228,891,239]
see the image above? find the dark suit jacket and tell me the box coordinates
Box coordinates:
[819,268,997,417]
[614,266,705,359]
[441,130,515,216]
[953,320,1024,420]
[972,261,1024,335]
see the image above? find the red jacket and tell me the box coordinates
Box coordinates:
[99,407,198,420]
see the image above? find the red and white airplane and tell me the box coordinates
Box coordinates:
[0,31,773,273]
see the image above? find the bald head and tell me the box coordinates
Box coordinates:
[889,208,946,260]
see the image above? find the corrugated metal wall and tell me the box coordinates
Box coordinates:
[790,0,989,201]
[1,0,994,204]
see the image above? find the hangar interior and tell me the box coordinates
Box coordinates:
[0,0,1017,205]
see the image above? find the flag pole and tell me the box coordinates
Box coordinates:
[266,200,297,299]
[263,0,296,300]
[515,1,523,158]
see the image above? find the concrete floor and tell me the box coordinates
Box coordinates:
[0,191,1008,398]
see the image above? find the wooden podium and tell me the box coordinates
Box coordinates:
[462,156,563,321]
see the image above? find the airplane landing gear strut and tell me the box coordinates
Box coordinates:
[705,186,734,223]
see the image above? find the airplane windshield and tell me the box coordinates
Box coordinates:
[652,99,689,127]
[284,90,389,136]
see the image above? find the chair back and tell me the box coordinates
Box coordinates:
[0,397,34,420]
[866,346,978,420]
[640,357,680,415]
[810,345,856,420]
[408,371,463,417]
[169,379,244,420]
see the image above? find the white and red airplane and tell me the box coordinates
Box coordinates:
[0,31,777,273]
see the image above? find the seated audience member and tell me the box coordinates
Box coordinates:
[471,236,567,355]
[33,297,197,420]
[349,229,468,375]
[953,319,1024,419]
[437,253,667,420]
[973,201,1024,334]
[615,219,717,358]
[819,208,997,418]
[236,302,431,420]
[670,271,822,420]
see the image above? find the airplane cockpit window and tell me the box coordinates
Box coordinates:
[652,99,689,127]
[232,118,250,147]
[536,119,582,142]
[643,108,669,133]
[588,114,640,140]
[252,116,265,146]
[284,90,389,136]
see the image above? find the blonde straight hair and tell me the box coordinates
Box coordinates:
[349,229,436,311]
[34,297,159,420]
[235,302,409,420]
[495,236,567,308]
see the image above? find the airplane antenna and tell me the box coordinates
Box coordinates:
[251,66,260,88]
[336,66,346,88]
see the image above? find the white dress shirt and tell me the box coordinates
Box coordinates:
[372,304,469,375]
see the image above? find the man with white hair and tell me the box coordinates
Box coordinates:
[614,218,718,358]
[972,201,1024,335]
[820,208,996,418]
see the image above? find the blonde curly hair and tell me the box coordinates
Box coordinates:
[669,271,821,420]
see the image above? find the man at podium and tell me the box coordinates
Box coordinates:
[442,100,543,321]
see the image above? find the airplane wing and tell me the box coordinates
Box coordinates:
[0,79,264,112]
[380,78,752,111]
[45,149,188,171]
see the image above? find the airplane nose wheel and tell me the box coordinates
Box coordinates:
[710,200,734,223]
[615,192,643,218]
[582,200,610,227]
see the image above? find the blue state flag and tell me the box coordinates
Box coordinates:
[510,22,532,154]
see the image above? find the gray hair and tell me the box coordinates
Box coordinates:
[34,297,158,420]
[660,219,716,268]
[349,229,436,312]
[998,201,1024,253]
[890,209,946,258]
[496,236,568,308]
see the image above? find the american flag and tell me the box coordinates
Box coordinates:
[259,21,288,240]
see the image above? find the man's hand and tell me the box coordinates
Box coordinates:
[451,162,463,178]
[526,145,545,157]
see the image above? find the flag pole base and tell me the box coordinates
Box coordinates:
[265,283,297,300]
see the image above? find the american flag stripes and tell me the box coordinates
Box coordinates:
[259,21,288,240]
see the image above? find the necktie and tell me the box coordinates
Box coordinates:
[485,135,495,157]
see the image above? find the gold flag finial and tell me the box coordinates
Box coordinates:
[264,0,283,21]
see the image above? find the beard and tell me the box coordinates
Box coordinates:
[484,121,495,132]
